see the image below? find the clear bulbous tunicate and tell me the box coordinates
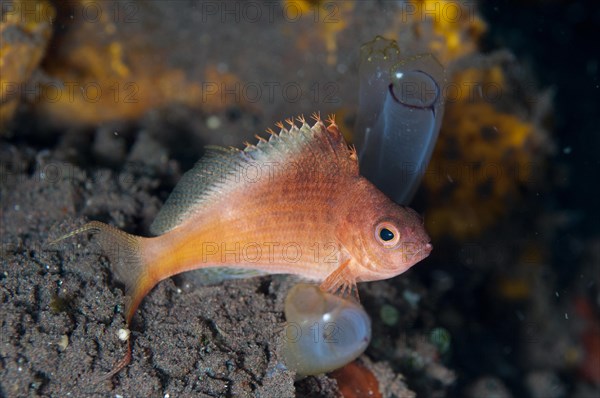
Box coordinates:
[281,284,371,377]
[355,35,446,205]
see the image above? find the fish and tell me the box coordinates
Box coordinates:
[51,114,432,377]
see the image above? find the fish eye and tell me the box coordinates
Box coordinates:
[380,228,394,241]
[375,222,401,248]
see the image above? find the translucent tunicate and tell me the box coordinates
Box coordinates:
[281,284,371,377]
[355,35,446,205]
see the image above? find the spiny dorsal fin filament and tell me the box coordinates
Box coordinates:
[149,114,358,235]
[326,113,336,126]
[311,112,321,123]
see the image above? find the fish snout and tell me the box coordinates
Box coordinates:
[424,242,433,254]
[406,240,433,264]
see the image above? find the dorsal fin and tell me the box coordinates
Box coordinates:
[150,116,357,235]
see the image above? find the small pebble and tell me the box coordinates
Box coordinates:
[58,335,69,351]
[117,328,130,341]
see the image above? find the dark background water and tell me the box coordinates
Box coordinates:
[481,0,599,237]
[452,1,600,395]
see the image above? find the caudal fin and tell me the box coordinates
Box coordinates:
[49,221,152,324]
[49,221,159,381]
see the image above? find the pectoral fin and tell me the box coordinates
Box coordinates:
[319,259,360,303]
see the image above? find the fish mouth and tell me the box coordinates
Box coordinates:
[409,241,433,263]
[424,242,433,254]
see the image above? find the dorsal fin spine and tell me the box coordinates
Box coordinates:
[149,116,357,235]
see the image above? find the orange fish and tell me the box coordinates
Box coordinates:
[53,114,431,377]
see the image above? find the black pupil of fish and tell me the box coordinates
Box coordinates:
[379,228,395,242]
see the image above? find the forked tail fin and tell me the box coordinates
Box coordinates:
[48,221,153,324]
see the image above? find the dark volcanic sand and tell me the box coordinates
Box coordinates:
[0,131,420,397]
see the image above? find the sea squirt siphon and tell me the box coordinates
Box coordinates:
[355,36,446,205]
[281,284,371,377]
